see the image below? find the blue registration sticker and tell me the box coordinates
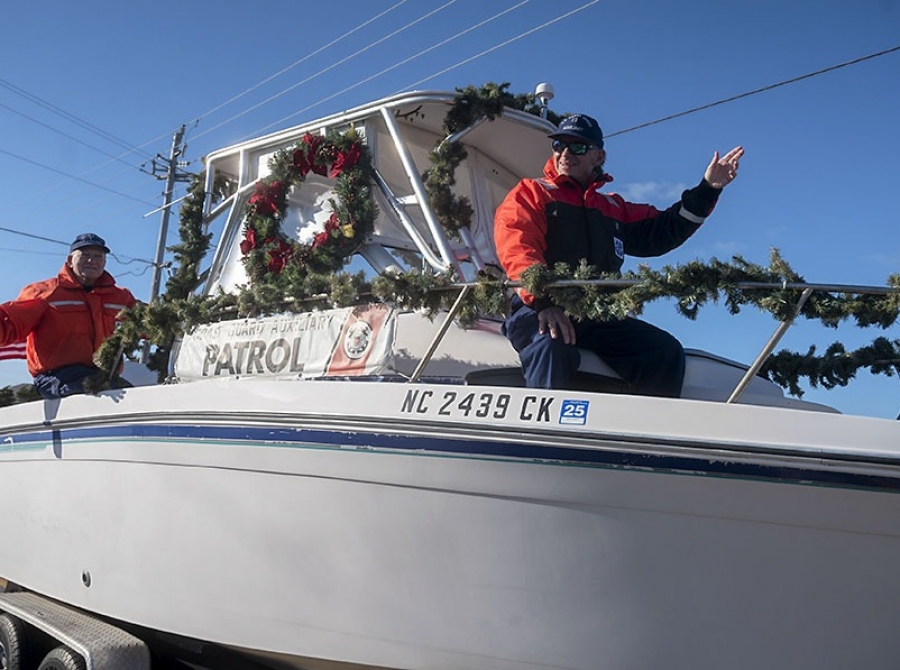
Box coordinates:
[559,399,589,425]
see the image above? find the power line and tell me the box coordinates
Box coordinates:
[0,91,176,215]
[43,1,472,225]
[396,0,603,91]
[0,75,179,217]
[0,226,70,249]
[605,45,900,138]
[0,1,590,230]
[38,172,152,213]
[0,100,143,170]
[0,248,65,257]
[188,0,412,129]
[0,226,156,266]
[0,147,155,205]
[19,34,896,215]
[6,5,890,276]
[0,76,153,160]
[1,8,428,266]
[0,123,193,261]
[190,0,460,143]
[6,138,176,216]
[43,190,152,231]
[247,0,533,138]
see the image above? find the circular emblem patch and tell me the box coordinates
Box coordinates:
[343,320,373,359]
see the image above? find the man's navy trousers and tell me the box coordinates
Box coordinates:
[503,297,685,397]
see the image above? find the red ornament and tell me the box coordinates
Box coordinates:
[266,238,293,273]
[293,133,327,177]
[329,143,362,178]
[240,227,257,255]
[248,181,284,216]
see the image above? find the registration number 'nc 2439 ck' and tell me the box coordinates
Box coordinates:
[399,389,590,426]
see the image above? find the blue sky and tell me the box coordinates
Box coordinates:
[1,0,898,417]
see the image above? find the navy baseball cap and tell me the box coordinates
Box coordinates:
[70,233,110,254]
[548,114,604,149]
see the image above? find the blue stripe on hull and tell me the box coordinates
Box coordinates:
[3,422,899,494]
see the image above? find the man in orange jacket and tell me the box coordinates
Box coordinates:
[0,233,137,399]
[494,114,743,396]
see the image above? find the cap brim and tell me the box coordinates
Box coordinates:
[548,130,595,143]
[71,244,111,254]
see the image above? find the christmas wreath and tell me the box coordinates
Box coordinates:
[239,128,377,288]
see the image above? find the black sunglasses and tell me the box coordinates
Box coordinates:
[551,139,596,156]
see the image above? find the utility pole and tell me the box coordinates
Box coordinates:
[148,126,192,302]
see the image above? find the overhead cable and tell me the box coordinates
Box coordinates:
[0,100,146,170]
[0,226,156,266]
[0,147,155,206]
[397,0,602,91]
[190,0,460,142]
[606,45,900,138]
[188,0,412,127]
[247,0,532,137]
[0,226,70,248]
[0,76,153,160]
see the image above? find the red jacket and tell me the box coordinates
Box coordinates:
[494,157,720,307]
[0,264,136,376]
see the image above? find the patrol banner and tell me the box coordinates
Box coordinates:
[174,304,396,381]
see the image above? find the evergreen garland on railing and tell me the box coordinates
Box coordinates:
[764,338,900,397]
[512,250,900,396]
[518,250,900,327]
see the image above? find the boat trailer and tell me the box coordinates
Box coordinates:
[0,589,149,670]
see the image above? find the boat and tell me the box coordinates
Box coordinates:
[2,88,900,670]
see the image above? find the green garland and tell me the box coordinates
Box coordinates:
[764,338,900,397]
[518,250,900,326]
[423,82,563,238]
[513,250,900,397]
[90,172,235,388]
[84,83,900,401]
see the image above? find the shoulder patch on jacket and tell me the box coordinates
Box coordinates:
[537,179,558,191]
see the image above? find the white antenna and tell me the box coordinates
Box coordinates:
[535,83,555,119]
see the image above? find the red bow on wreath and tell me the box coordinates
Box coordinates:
[293,133,327,177]
[248,181,284,216]
[240,227,257,254]
[313,213,340,249]
[266,237,294,273]
[329,143,362,178]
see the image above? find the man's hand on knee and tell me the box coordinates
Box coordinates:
[537,306,576,345]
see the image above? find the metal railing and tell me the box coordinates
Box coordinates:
[412,279,900,404]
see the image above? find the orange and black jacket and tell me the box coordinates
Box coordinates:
[0,264,136,377]
[494,157,721,309]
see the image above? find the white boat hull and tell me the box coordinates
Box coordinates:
[2,380,900,669]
